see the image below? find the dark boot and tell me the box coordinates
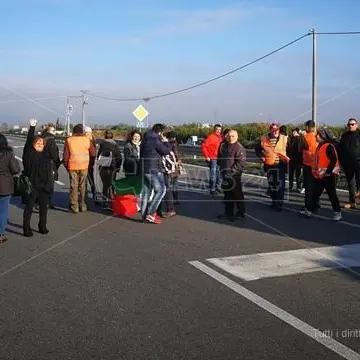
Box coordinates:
[23,222,33,237]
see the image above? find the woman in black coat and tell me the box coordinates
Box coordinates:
[22,119,55,237]
[0,133,21,242]
[123,130,141,177]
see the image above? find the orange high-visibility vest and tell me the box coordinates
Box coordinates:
[260,134,289,165]
[302,132,317,167]
[312,143,340,179]
[66,136,91,171]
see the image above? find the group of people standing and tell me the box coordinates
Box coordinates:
[201,118,360,222]
[0,120,185,241]
[0,117,359,240]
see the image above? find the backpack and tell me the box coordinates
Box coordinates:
[162,151,177,174]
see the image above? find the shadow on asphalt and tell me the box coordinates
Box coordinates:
[10,190,109,218]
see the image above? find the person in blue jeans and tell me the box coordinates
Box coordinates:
[201,124,223,195]
[0,133,21,243]
[140,124,171,224]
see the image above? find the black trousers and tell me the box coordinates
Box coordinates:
[158,174,175,213]
[87,166,96,196]
[99,167,113,199]
[289,161,302,189]
[266,163,286,205]
[23,189,50,231]
[222,175,245,217]
[343,166,360,204]
[303,165,318,209]
[307,175,341,213]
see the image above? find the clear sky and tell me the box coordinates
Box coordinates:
[0,0,360,126]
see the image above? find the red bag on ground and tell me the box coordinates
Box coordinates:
[112,194,138,216]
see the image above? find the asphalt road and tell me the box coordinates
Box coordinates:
[1,136,360,360]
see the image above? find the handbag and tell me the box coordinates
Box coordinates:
[13,173,32,197]
[98,152,113,167]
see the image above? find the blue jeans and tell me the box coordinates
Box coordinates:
[209,159,222,192]
[141,172,166,217]
[0,195,11,234]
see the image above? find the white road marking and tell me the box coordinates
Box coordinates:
[189,261,360,360]
[246,213,360,279]
[207,243,360,281]
[184,163,348,193]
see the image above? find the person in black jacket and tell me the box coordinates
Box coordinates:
[157,132,180,218]
[85,126,97,200]
[0,133,20,242]
[41,124,61,208]
[22,119,56,237]
[97,130,122,209]
[123,130,141,177]
[339,118,360,209]
[287,128,303,191]
[139,124,170,224]
[217,129,246,221]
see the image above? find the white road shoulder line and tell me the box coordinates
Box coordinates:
[184,163,348,192]
[207,243,360,281]
[189,261,360,360]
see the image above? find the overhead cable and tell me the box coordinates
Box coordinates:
[316,31,360,35]
[85,31,311,102]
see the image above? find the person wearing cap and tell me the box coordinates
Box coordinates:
[256,123,290,210]
[339,118,360,209]
[299,128,342,221]
[84,126,97,200]
[63,124,96,213]
[298,120,319,209]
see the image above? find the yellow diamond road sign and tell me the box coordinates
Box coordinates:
[133,104,149,122]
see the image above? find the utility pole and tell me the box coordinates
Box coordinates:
[65,97,74,136]
[81,90,85,129]
[65,97,69,136]
[80,90,88,130]
[310,28,318,128]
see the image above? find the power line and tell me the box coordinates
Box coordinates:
[316,31,360,35]
[85,31,311,102]
[0,95,66,104]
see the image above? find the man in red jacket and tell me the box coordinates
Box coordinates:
[201,124,223,195]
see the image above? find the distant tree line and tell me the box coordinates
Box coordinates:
[93,122,349,148]
[3,120,349,149]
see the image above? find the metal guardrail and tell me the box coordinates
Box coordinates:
[7,133,259,162]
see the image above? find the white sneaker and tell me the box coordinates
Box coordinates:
[300,188,305,194]
[333,212,342,221]
[299,208,312,217]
